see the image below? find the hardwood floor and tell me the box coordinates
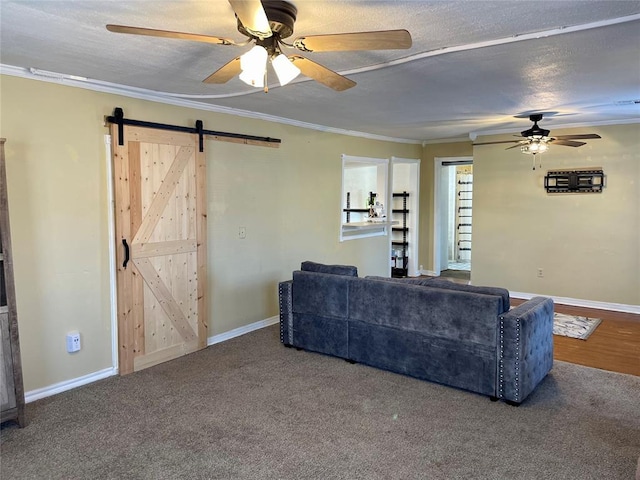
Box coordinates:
[421,275,639,376]
[511,298,640,376]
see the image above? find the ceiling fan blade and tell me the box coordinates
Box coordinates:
[473,140,521,146]
[549,139,587,147]
[552,134,602,140]
[293,29,412,52]
[203,57,242,84]
[228,0,272,39]
[505,142,528,150]
[106,24,237,45]
[289,55,356,91]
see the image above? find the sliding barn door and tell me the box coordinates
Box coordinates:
[111,125,207,374]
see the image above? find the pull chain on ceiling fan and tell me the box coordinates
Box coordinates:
[106,0,412,92]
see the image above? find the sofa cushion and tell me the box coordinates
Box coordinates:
[350,279,502,347]
[366,276,510,312]
[425,278,510,312]
[365,276,436,286]
[301,261,358,277]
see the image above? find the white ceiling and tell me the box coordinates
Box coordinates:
[1,0,639,142]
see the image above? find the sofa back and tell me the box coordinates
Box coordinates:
[365,276,510,312]
[291,271,504,348]
[301,261,358,277]
[350,278,503,347]
[292,270,354,319]
[291,270,356,358]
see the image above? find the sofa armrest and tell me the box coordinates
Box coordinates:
[279,280,294,346]
[498,297,554,404]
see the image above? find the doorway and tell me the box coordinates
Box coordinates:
[433,157,473,280]
[390,157,420,277]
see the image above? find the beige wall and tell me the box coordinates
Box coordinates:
[0,75,421,392]
[472,123,640,305]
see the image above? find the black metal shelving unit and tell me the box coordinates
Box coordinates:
[456,179,472,261]
[391,192,409,277]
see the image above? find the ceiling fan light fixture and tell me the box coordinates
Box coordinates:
[239,45,268,87]
[239,69,265,87]
[520,135,551,155]
[271,53,300,86]
[521,138,549,155]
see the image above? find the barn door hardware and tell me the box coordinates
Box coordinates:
[122,239,130,269]
[106,107,281,151]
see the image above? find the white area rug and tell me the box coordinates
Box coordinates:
[553,313,602,340]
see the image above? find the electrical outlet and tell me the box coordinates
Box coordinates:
[537,268,544,278]
[238,226,246,239]
[66,332,81,353]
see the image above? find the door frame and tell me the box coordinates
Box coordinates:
[433,156,473,276]
[389,157,420,277]
[106,135,119,373]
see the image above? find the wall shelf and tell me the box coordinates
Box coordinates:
[342,221,397,230]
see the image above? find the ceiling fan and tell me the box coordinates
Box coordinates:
[474,113,602,154]
[106,0,412,92]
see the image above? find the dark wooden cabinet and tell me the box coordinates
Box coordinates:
[0,138,25,427]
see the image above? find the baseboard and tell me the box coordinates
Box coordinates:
[25,317,280,403]
[25,367,117,403]
[419,269,439,277]
[207,316,279,346]
[510,291,640,315]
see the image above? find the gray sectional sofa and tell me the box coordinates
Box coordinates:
[279,261,554,405]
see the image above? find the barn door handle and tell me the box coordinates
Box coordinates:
[122,239,130,269]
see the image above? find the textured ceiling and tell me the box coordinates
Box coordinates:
[1,0,639,142]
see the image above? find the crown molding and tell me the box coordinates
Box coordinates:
[421,137,472,146]
[0,64,421,145]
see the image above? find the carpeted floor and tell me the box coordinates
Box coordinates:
[2,325,639,480]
